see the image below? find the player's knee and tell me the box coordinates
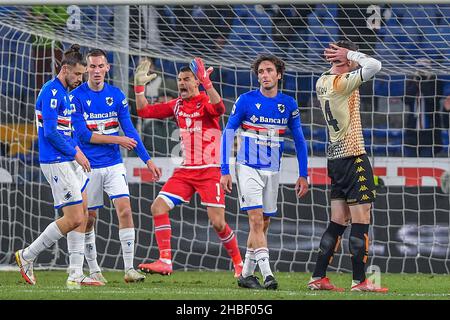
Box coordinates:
[318,232,337,256]
[211,219,226,232]
[151,200,167,216]
[68,214,85,230]
[86,215,96,230]
[349,235,366,262]
[248,215,264,232]
[117,207,133,221]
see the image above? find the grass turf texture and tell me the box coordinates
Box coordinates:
[0,271,449,300]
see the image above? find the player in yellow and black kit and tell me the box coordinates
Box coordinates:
[307,40,388,292]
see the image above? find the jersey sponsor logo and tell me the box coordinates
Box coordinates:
[231,104,236,114]
[250,115,258,123]
[86,111,118,119]
[291,109,300,118]
[255,103,261,109]
[106,97,113,106]
[122,98,128,108]
[255,140,280,147]
[178,111,200,118]
[83,112,89,120]
[86,100,91,107]
[50,99,58,109]
[51,89,57,96]
[185,117,192,128]
[277,104,285,113]
[259,116,288,125]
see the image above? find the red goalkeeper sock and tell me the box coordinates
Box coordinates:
[154,213,172,262]
[217,224,242,266]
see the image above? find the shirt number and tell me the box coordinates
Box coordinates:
[324,100,339,132]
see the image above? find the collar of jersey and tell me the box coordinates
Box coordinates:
[256,88,282,100]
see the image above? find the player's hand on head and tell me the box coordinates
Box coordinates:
[190,57,213,90]
[134,59,157,87]
[118,136,137,150]
[146,159,161,181]
[295,177,309,198]
[324,44,349,66]
[220,174,232,194]
[75,149,91,172]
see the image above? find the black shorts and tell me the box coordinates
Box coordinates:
[327,154,376,205]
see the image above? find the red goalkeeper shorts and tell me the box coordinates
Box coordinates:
[158,167,225,209]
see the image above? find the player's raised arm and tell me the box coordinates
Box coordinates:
[325,43,381,81]
[133,60,174,119]
[190,57,225,116]
[118,92,161,180]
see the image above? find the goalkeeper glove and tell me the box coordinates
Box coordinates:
[190,57,213,90]
[134,60,157,95]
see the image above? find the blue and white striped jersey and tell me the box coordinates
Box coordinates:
[221,89,308,177]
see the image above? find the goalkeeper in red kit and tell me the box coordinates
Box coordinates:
[134,58,243,277]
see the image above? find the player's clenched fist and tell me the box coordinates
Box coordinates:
[190,57,213,90]
[134,59,157,95]
[220,174,233,194]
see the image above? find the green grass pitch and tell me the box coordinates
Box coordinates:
[0,271,449,300]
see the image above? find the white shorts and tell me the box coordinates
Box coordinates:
[86,163,129,210]
[235,163,280,216]
[40,161,89,209]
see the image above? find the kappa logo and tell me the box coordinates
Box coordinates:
[51,89,57,96]
[86,100,91,107]
[277,104,285,113]
[106,97,113,106]
[255,103,261,110]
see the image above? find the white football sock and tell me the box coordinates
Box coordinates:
[241,248,257,278]
[67,230,85,278]
[255,247,273,280]
[23,221,63,261]
[85,230,101,273]
[119,228,135,271]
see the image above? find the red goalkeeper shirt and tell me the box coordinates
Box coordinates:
[137,91,225,168]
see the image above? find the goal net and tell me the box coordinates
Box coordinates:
[1,2,450,274]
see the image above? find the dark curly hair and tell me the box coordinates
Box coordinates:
[251,54,285,77]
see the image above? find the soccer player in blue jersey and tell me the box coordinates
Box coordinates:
[220,54,309,290]
[15,44,104,288]
[71,49,161,284]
